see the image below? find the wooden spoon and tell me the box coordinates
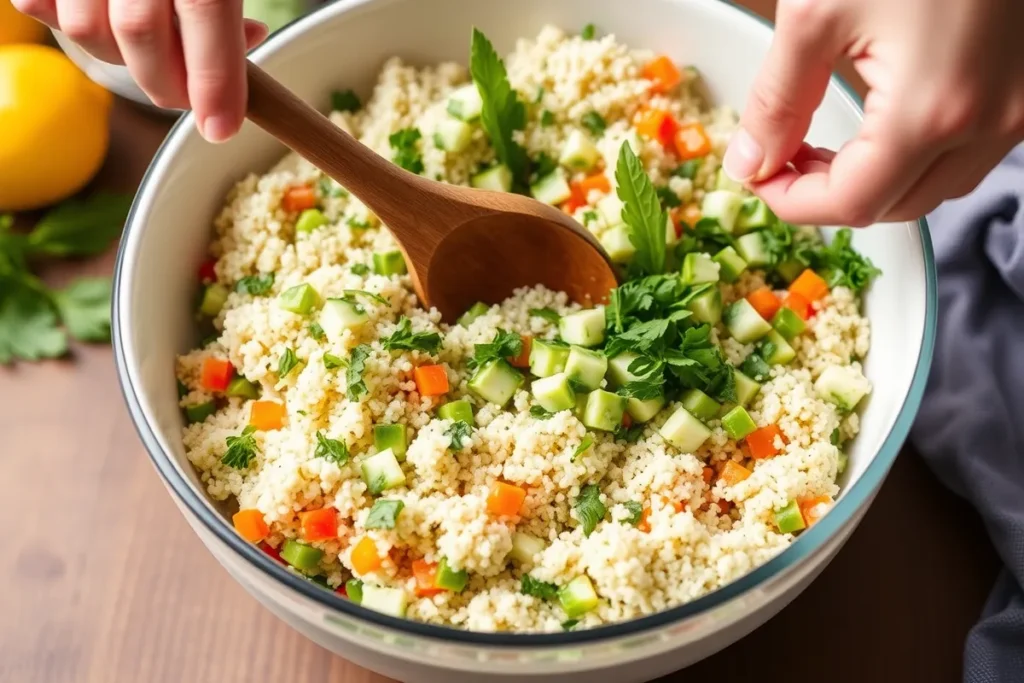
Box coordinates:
[244,61,619,322]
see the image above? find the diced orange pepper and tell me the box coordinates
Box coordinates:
[782,292,813,321]
[702,466,714,485]
[351,536,382,575]
[486,481,527,517]
[789,269,830,302]
[414,365,450,397]
[798,495,833,527]
[412,559,445,597]
[282,185,317,212]
[634,107,678,147]
[719,461,752,486]
[249,400,286,431]
[673,500,686,513]
[200,357,234,392]
[507,335,532,368]
[232,509,269,543]
[638,506,652,533]
[575,172,612,196]
[746,286,782,322]
[300,508,339,542]
[673,122,712,160]
[675,203,702,233]
[746,424,786,460]
[561,182,588,215]
[641,55,682,93]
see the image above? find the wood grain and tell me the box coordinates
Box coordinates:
[0,5,1000,681]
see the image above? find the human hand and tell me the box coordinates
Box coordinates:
[722,0,1024,226]
[13,0,269,142]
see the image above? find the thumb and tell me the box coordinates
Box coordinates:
[723,1,847,183]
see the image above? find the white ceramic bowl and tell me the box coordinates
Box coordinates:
[112,1,937,681]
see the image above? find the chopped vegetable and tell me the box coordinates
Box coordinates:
[365,499,405,530]
[300,508,339,542]
[468,358,524,406]
[558,575,600,618]
[200,357,234,392]
[486,481,527,517]
[381,316,442,354]
[235,272,275,295]
[345,344,372,401]
[634,107,677,147]
[469,328,523,369]
[521,574,559,600]
[277,348,299,379]
[434,557,469,592]
[673,122,712,160]
[185,401,216,424]
[798,495,833,527]
[350,536,383,575]
[574,172,611,197]
[221,426,259,469]
[580,111,607,136]
[746,424,785,459]
[295,208,328,234]
[232,509,269,543]
[438,399,474,425]
[373,424,408,459]
[198,283,229,317]
[580,23,596,39]
[345,579,364,603]
[279,283,321,315]
[458,301,489,327]
[774,500,806,534]
[470,28,528,183]
[413,364,449,396]
[372,250,407,276]
[641,55,682,93]
[314,431,349,465]
[198,259,217,283]
[280,539,323,572]
[389,127,425,174]
[507,334,532,368]
[445,420,473,450]
[282,185,317,212]
[771,306,806,340]
[721,405,757,440]
[412,559,445,597]
[360,448,406,494]
[249,400,286,431]
[719,460,752,486]
[746,286,781,322]
[572,435,595,461]
[782,292,813,320]
[226,376,259,399]
[573,484,606,536]
[788,269,829,302]
[331,89,361,112]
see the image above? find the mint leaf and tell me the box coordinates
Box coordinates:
[581,111,606,136]
[315,431,350,465]
[365,499,404,529]
[572,435,594,461]
[574,484,607,536]
[381,316,443,354]
[323,353,347,369]
[529,307,560,324]
[236,273,275,295]
[331,89,361,112]
[26,193,133,257]
[615,144,666,276]
[469,328,522,370]
[222,426,259,469]
[346,344,372,401]
[54,277,111,343]
[623,501,644,525]
[389,127,425,174]
[0,284,67,364]
[446,420,473,450]
[521,575,558,600]
[470,28,528,183]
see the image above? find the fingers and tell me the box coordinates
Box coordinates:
[244,18,270,51]
[723,0,848,183]
[54,0,121,64]
[11,0,58,30]
[109,0,187,109]
[174,0,247,142]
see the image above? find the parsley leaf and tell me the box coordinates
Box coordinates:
[25,193,132,257]
[346,344,372,401]
[572,436,594,461]
[317,176,347,198]
[389,128,425,175]
[811,228,882,293]
[830,427,842,447]
[520,575,559,601]
[331,89,361,112]
[381,316,443,354]
[614,423,644,443]
[309,323,326,341]
[314,431,350,465]
[351,263,370,276]
[530,405,554,419]
[236,273,275,295]
[656,186,682,209]
[470,28,528,183]
[222,426,259,469]
[0,284,67,364]
[623,501,644,525]
[529,152,558,183]
[278,348,299,378]
[672,159,702,180]
[581,23,596,39]
[446,420,474,450]
[615,143,666,276]
[323,353,347,369]
[562,619,580,631]
[469,328,522,370]
[574,484,607,536]
[341,289,389,308]
[582,210,599,225]
[540,110,555,127]
[365,499,405,529]
[581,111,607,136]
[54,277,112,342]
[529,307,561,324]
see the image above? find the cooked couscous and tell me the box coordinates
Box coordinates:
[177,25,880,633]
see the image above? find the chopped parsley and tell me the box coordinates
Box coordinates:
[389,128,425,174]
[529,152,558,183]
[580,111,607,136]
[346,216,371,230]
[804,227,882,293]
[656,186,682,209]
[345,344,372,401]
[672,159,702,180]
[380,316,443,354]
[470,28,528,184]
[520,575,559,601]
[469,328,522,370]
[582,210,599,226]
[529,307,561,324]
[278,347,299,378]
[314,431,349,465]
[614,422,644,443]
[221,426,259,469]
[572,435,594,461]
[615,144,666,276]
[530,405,554,419]
[446,420,474,450]
[330,89,361,113]
[561,619,580,631]
[534,86,545,104]
[340,289,389,308]
[317,176,347,198]
[574,484,606,536]
[365,499,405,529]
[830,427,842,446]
[350,263,370,276]
[540,110,555,127]
[623,501,644,525]
[235,272,274,295]
[323,353,347,369]
[581,23,596,39]
[308,322,326,341]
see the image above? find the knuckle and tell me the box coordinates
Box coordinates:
[110,7,159,41]
[60,14,104,42]
[11,0,48,18]
[836,195,877,228]
[175,0,223,14]
[778,0,837,31]
[922,93,981,142]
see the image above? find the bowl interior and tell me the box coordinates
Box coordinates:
[116,0,930,636]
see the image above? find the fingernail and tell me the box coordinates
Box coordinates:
[200,115,235,144]
[723,128,764,182]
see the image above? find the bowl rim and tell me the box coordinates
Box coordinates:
[112,0,938,649]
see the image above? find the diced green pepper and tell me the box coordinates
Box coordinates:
[345,578,364,604]
[226,376,260,399]
[373,424,408,460]
[185,401,217,424]
[295,208,328,234]
[771,307,806,340]
[457,301,489,326]
[280,539,323,572]
[774,500,806,534]
[438,399,474,425]
[435,557,468,592]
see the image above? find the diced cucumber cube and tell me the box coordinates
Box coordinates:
[565,346,608,391]
[532,372,576,413]
[686,286,723,325]
[438,399,474,424]
[733,368,762,407]
[281,539,323,572]
[582,390,627,432]
[185,400,217,424]
[715,167,744,192]
[226,376,260,400]
[837,451,849,475]
[345,579,364,604]
[713,246,748,284]
[606,352,640,388]
[775,258,805,283]
[736,231,771,267]
[447,84,483,121]
[320,298,368,339]
[457,301,489,326]
[701,190,745,233]
[597,193,624,227]
[602,130,641,170]
[627,395,665,423]
[509,532,546,564]
[721,405,757,440]
[279,283,321,315]
[600,225,636,264]
[373,424,408,460]
[199,283,229,317]
[435,557,469,592]
[771,306,806,340]
[680,253,720,285]
[295,208,328,234]
[735,197,774,234]
[529,339,570,378]
[471,164,513,192]
[373,250,407,276]
[559,575,599,618]
[659,406,712,453]
[774,500,806,534]
[531,169,573,206]
[468,359,524,406]
[558,307,606,347]
[814,365,871,412]
[433,118,473,153]
[680,388,721,422]
[360,584,408,617]
[360,448,406,495]
[761,330,796,365]
[573,392,589,419]
[559,130,601,171]
[722,299,772,343]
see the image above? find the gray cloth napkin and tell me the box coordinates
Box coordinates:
[910,145,1024,682]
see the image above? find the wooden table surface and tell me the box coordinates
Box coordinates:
[0,4,1003,680]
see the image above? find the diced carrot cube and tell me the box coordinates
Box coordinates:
[746,424,786,460]
[351,536,382,575]
[702,466,714,485]
[638,506,652,533]
[641,55,682,93]
[798,495,833,527]
[634,107,678,147]
[789,269,830,302]
[412,559,445,597]
[507,335,532,368]
[249,400,286,431]
[233,509,269,543]
[746,286,782,321]
[200,357,234,392]
[782,292,813,320]
[576,172,612,196]
[414,365,450,397]
[282,185,317,212]
[300,508,339,542]
[486,481,527,517]
[720,461,752,486]
[673,122,712,160]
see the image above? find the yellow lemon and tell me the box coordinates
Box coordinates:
[0,0,47,46]
[0,44,113,211]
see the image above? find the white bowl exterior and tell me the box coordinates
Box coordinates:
[116,0,931,678]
